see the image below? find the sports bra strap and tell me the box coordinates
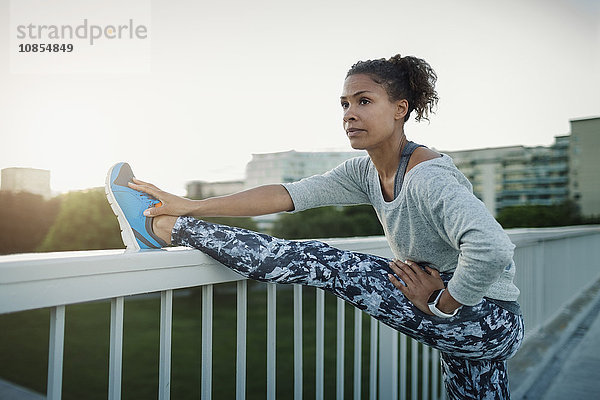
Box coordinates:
[393,141,425,199]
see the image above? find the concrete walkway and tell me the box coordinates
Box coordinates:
[544,315,600,400]
[509,278,600,399]
[0,378,44,400]
[541,300,600,400]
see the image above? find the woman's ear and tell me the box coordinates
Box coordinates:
[395,99,409,121]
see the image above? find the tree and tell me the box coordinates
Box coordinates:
[496,200,585,228]
[186,194,259,231]
[202,216,259,231]
[271,205,383,239]
[38,188,124,252]
[0,191,61,255]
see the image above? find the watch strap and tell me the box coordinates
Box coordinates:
[427,288,459,318]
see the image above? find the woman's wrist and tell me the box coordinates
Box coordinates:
[188,199,207,217]
[437,289,463,314]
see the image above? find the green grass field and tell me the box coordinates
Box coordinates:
[0,282,435,399]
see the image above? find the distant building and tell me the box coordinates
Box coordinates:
[568,117,600,217]
[186,180,245,199]
[0,167,51,199]
[244,150,366,189]
[446,136,570,216]
[189,150,366,231]
[184,117,599,220]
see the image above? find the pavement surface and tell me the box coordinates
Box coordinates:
[0,378,44,400]
[543,306,600,400]
[509,278,600,400]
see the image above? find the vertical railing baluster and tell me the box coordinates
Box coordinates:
[353,308,362,400]
[378,324,398,400]
[336,298,345,400]
[422,344,430,399]
[109,297,124,400]
[411,340,418,400]
[315,289,325,400]
[400,334,407,400]
[267,283,277,400]
[47,305,65,400]
[431,348,439,400]
[369,317,377,400]
[391,329,398,400]
[236,280,247,400]
[293,285,303,400]
[159,290,173,400]
[202,285,213,400]
[440,370,447,400]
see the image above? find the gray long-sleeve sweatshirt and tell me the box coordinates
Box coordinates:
[282,154,520,307]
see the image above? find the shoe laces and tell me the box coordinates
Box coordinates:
[137,191,161,208]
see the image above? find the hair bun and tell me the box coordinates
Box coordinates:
[347,54,438,123]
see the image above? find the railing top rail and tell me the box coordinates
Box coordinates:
[506,225,600,246]
[1,226,598,314]
[0,236,394,315]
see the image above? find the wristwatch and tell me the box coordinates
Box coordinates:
[427,288,460,318]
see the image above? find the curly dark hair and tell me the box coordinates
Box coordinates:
[346,54,439,122]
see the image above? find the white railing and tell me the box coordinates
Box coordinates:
[1,226,599,399]
[509,225,600,336]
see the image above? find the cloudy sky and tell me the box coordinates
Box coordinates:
[1,0,598,195]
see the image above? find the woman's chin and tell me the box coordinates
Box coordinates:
[348,140,366,151]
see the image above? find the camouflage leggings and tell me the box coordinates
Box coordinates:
[172,217,524,399]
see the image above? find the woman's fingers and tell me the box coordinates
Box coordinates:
[125,179,170,216]
[144,204,166,217]
[389,260,413,284]
[132,178,160,191]
[129,180,162,199]
[404,260,425,276]
[387,273,407,293]
[425,266,440,278]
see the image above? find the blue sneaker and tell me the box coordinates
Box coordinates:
[105,162,167,250]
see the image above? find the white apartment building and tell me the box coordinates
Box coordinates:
[0,167,51,199]
[185,117,599,219]
[446,116,598,217]
[569,117,600,217]
[244,150,367,189]
[445,136,570,217]
[186,180,245,200]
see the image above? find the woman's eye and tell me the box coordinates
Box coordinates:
[341,102,349,109]
[359,98,370,105]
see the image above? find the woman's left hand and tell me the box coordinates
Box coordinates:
[387,259,445,316]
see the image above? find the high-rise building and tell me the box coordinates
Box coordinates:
[568,117,600,217]
[446,136,570,216]
[0,167,51,199]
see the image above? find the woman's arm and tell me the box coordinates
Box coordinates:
[192,184,295,216]
[417,170,515,307]
[130,179,294,218]
[134,156,370,218]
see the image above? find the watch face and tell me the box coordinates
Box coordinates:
[427,289,443,304]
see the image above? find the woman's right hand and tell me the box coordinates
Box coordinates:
[129,178,196,217]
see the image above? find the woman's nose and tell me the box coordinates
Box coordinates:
[343,108,357,122]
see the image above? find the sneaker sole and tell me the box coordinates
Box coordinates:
[105,163,141,252]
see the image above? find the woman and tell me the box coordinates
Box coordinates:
[106,54,523,399]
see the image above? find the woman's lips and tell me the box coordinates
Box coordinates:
[347,129,365,137]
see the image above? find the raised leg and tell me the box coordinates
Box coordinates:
[171,216,523,361]
[441,354,511,400]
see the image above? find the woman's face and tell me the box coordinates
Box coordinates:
[340,74,407,151]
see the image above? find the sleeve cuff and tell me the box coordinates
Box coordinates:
[446,277,485,307]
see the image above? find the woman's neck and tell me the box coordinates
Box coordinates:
[368,134,407,180]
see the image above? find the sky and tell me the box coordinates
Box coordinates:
[0,0,598,195]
